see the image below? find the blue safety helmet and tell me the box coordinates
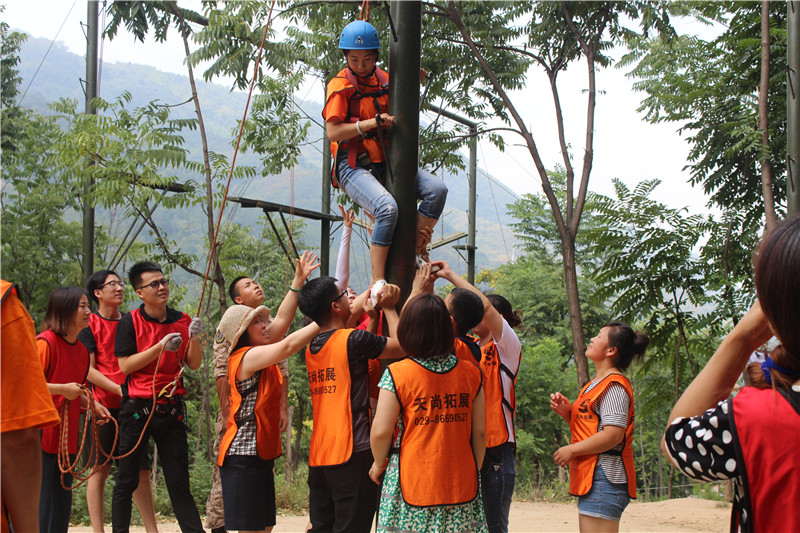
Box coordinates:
[339,20,380,51]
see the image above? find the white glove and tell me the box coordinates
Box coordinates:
[160,332,183,352]
[189,317,203,338]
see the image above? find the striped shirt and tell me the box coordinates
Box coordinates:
[583,380,630,484]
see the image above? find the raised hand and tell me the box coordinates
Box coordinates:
[338,204,355,229]
[295,250,321,282]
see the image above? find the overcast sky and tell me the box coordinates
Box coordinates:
[5,0,715,215]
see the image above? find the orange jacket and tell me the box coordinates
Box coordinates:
[323,67,390,180]
[218,346,283,464]
[480,340,518,447]
[305,329,355,466]
[568,373,636,498]
[391,358,482,507]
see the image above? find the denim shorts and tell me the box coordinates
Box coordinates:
[577,464,630,521]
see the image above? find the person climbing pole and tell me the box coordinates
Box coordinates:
[323,19,448,294]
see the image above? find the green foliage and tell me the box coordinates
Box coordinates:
[623,2,786,225]
[1,16,27,153]
[1,109,84,317]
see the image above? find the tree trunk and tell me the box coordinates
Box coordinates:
[562,241,588,386]
[292,401,304,472]
[759,0,778,233]
[638,409,649,498]
[447,2,598,386]
[668,464,675,499]
[284,405,294,483]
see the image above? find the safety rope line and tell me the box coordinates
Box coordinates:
[360,0,371,21]
[196,0,277,317]
[58,344,172,489]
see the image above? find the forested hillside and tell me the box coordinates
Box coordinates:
[16,35,521,291]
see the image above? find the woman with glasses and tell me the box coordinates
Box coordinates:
[78,270,158,533]
[37,286,110,533]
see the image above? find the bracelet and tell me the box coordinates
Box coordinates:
[289,286,302,293]
[355,120,363,135]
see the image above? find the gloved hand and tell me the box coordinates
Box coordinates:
[160,332,183,352]
[189,317,203,339]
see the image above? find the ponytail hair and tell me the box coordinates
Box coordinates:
[605,321,649,372]
[486,294,522,329]
[751,214,800,389]
[745,345,799,390]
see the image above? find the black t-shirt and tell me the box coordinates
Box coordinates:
[308,328,388,454]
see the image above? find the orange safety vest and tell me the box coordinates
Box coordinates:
[323,67,390,184]
[480,340,518,447]
[0,280,13,302]
[391,358,482,507]
[305,329,356,467]
[455,336,481,363]
[218,347,283,464]
[568,373,636,498]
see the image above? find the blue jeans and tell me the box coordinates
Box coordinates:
[336,159,447,247]
[480,442,516,533]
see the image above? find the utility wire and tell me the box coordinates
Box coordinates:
[19,0,78,105]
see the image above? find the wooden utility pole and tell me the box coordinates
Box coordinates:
[386,1,422,297]
[82,1,99,283]
[789,2,800,214]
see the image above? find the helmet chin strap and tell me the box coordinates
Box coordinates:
[346,64,377,80]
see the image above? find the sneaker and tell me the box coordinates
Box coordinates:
[370,279,386,307]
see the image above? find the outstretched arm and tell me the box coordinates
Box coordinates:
[334,204,355,291]
[664,302,772,441]
[431,260,505,340]
[239,322,320,380]
[269,251,321,340]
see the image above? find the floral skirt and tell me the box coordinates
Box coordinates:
[377,453,488,533]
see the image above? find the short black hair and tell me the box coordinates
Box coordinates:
[448,288,484,336]
[128,261,162,289]
[229,276,248,303]
[298,276,340,326]
[86,269,119,304]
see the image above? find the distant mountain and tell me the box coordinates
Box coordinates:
[16,35,522,289]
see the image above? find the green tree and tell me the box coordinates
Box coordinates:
[624,2,785,228]
[586,178,715,405]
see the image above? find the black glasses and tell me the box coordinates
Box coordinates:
[136,278,169,291]
[330,288,347,306]
[101,280,126,290]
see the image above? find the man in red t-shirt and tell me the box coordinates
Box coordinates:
[112,262,203,533]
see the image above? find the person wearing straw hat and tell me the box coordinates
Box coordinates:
[216,304,319,533]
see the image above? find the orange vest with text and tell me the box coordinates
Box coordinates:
[568,373,637,498]
[218,347,283,465]
[305,329,355,467]
[481,340,518,447]
[391,358,482,507]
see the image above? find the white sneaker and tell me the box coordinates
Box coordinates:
[370,279,386,307]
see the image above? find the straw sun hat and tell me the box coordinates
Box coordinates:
[215,304,270,354]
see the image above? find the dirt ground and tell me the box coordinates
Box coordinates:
[69,497,731,532]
